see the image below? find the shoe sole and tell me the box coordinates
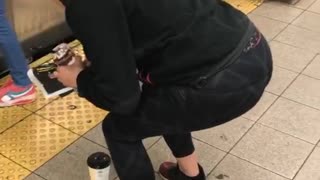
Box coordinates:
[0,94,36,107]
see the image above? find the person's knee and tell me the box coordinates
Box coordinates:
[102,114,144,145]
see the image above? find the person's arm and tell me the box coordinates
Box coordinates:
[65,0,140,114]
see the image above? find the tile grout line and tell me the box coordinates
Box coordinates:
[193,132,254,178]
[193,114,320,172]
[258,0,316,11]
[149,134,231,177]
[255,122,317,145]
[26,95,102,137]
[20,96,60,114]
[290,23,320,34]
[281,95,320,111]
[0,134,82,180]
[272,53,319,76]
[272,39,320,54]
[29,120,120,178]
[264,65,300,96]
[203,65,297,176]
[271,63,319,76]
[0,154,36,180]
[249,53,320,163]
[292,139,320,180]
[2,100,109,176]
[208,93,292,178]
[204,32,300,177]
[286,0,317,10]
[0,153,50,180]
[0,95,63,136]
[81,134,109,150]
[146,137,163,151]
[29,94,108,140]
[264,90,283,96]
[0,114,106,177]
[251,13,293,24]
[278,52,319,97]
[205,47,315,177]
[254,8,320,29]
[270,1,320,59]
[229,153,291,179]
[299,71,320,81]
[25,135,84,177]
[204,149,229,178]
[191,136,229,153]
[272,6,304,41]
[228,40,320,179]
[206,109,265,177]
[17,98,111,176]
[304,0,319,10]
[269,41,320,75]
[33,111,111,153]
[251,6,305,44]
[30,112,82,135]
[252,2,305,24]
[0,112,34,135]
[24,172,48,180]
[190,135,234,177]
[278,53,320,112]
[273,64,302,74]
[193,135,256,178]
[33,111,103,140]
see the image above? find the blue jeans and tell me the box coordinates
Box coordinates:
[0,0,31,86]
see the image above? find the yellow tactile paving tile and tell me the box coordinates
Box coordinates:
[0,106,32,133]
[21,86,59,113]
[36,92,108,135]
[0,114,80,171]
[0,155,31,180]
[226,0,263,14]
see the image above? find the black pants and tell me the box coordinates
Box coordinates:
[104,127,195,180]
[102,30,272,180]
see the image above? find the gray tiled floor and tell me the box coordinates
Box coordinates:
[265,66,298,95]
[294,147,320,180]
[269,41,315,73]
[25,173,45,180]
[248,14,288,41]
[252,2,303,23]
[231,124,313,179]
[30,0,320,179]
[303,54,320,79]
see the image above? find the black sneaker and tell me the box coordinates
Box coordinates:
[159,162,205,180]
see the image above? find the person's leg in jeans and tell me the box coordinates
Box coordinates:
[160,133,205,180]
[0,0,36,107]
[103,115,205,180]
[102,118,155,180]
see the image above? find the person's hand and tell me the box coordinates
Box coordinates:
[52,57,85,88]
